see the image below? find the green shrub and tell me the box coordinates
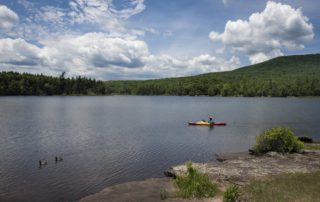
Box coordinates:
[223,185,240,202]
[253,127,303,154]
[175,161,217,198]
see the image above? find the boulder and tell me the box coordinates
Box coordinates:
[298,136,313,143]
[164,168,176,178]
[215,153,227,162]
[164,163,208,178]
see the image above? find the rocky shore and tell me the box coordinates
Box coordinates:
[80,146,320,202]
[165,150,320,187]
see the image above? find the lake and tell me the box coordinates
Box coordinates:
[0,96,319,201]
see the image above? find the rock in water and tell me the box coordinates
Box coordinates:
[298,136,313,143]
[164,168,176,178]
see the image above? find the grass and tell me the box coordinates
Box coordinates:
[243,171,320,202]
[174,161,218,198]
[223,185,240,202]
[160,188,168,200]
[303,143,320,150]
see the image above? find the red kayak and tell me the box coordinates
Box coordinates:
[188,121,226,126]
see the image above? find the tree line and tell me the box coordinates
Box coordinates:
[1,71,319,97]
[0,72,105,95]
[1,54,319,97]
[103,76,320,97]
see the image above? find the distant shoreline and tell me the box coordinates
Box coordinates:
[1,95,320,98]
[2,54,320,97]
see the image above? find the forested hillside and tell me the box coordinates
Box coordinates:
[104,54,320,96]
[0,54,319,96]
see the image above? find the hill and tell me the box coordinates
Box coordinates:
[0,54,319,96]
[104,54,320,96]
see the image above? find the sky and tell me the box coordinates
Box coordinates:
[0,0,319,80]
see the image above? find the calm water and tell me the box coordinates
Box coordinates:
[0,96,319,201]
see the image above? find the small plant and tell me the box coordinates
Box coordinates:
[160,188,168,200]
[223,185,240,202]
[174,161,217,198]
[252,127,304,154]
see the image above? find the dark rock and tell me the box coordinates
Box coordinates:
[163,168,176,178]
[215,153,227,162]
[298,136,313,143]
[248,149,256,155]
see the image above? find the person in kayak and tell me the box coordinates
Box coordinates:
[208,116,214,124]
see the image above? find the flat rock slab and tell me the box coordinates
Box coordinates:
[166,150,320,186]
[79,178,221,202]
[79,178,175,202]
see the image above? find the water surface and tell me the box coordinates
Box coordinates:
[0,96,319,201]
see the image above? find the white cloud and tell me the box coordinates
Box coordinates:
[0,5,19,31]
[0,38,41,66]
[0,32,240,79]
[68,0,115,27]
[249,50,283,65]
[0,0,242,79]
[41,33,149,70]
[37,6,66,27]
[210,1,314,64]
[67,0,145,33]
[142,54,240,79]
[110,0,146,19]
[189,54,239,72]
[17,0,34,9]
[17,0,146,38]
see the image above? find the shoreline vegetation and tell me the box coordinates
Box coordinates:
[1,54,320,97]
[80,128,320,201]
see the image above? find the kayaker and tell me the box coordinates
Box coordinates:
[208,116,214,124]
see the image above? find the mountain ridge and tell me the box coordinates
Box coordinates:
[104,53,320,96]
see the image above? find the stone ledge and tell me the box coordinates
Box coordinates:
[165,151,320,186]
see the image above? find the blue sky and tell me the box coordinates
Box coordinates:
[0,0,319,80]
